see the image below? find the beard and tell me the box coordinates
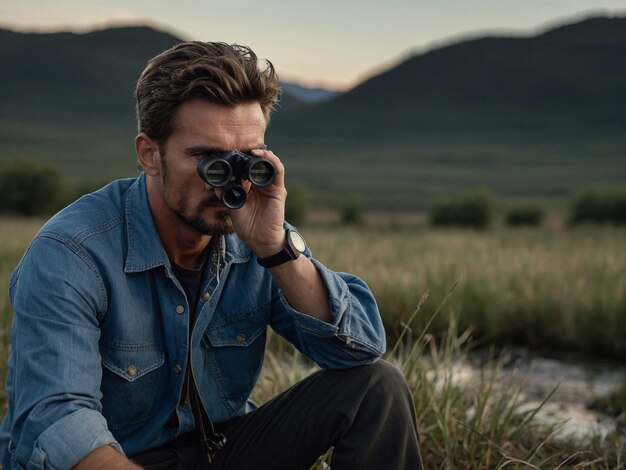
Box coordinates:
[175,196,234,236]
[161,154,234,236]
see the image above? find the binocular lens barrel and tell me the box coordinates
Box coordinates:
[196,151,276,209]
[222,182,248,209]
[197,159,232,187]
[246,159,275,187]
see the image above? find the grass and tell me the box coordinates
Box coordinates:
[252,300,625,469]
[3,115,626,212]
[303,223,626,360]
[1,216,625,467]
[0,217,45,411]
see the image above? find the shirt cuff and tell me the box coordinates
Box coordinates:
[26,408,123,469]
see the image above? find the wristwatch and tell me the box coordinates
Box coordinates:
[257,228,307,268]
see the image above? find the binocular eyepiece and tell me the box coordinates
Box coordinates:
[197,150,275,209]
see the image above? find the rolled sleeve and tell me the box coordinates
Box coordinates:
[275,257,386,368]
[5,236,114,469]
[25,408,122,469]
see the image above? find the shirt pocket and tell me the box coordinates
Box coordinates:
[202,304,269,414]
[100,342,165,430]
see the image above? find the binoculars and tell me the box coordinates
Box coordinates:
[197,150,275,209]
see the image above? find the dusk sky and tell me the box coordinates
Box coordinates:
[2,0,625,89]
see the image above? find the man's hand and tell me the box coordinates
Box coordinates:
[229,148,332,323]
[230,148,287,258]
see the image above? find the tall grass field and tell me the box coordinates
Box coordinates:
[1,217,625,468]
[305,224,626,360]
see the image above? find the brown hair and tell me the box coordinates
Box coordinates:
[135,41,280,147]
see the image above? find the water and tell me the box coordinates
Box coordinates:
[465,350,625,441]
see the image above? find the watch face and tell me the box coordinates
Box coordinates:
[288,230,307,253]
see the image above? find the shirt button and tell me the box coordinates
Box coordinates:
[127,365,137,377]
[173,364,183,374]
[236,333,246,343]
[175,305,185,314]
[202,292,210,302]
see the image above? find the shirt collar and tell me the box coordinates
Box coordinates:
[223,231,252,264]
[123,174,251,273]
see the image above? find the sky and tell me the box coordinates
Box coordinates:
[1,0,625,90]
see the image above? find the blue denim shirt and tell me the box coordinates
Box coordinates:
[0,174,385,469]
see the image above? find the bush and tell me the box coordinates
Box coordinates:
[430,190,494,229]
[340,197,364,225]
[505,206,545,227]
[285,182,311,227]
[569,188,626,225]
[0,160,68,216]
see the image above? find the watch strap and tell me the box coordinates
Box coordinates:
[257,248,294,268]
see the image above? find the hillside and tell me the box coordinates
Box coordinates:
[0,26,182,181]
[268,16,626,209]
[329,16,626,126]
[1,17,625,211]
[0,27,310,181]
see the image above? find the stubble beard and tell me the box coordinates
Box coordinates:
[180,201,234,236]
[161,155,234,237]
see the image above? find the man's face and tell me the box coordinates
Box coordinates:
[156,99,266,236]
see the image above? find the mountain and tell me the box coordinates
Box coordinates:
[0,25,330,181]
[0,26,182,180]
[267,16,626,209]
[1,17,625,211]
[272,16,626,136]
[333,16,626,125]
[0,27,182,121]
[280,82,341,103]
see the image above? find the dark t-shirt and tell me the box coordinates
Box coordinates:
[169,241,216,419]
[171,261,204,319]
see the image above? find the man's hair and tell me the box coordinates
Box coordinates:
[135,41,281,147]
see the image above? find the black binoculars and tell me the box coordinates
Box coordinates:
[197,150,275,209]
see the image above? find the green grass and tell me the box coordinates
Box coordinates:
[2,118,625,212]
[267,118,626,211]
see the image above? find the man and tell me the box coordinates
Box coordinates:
[0,41,423,469]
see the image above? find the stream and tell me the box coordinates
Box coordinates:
[464,349,625,441]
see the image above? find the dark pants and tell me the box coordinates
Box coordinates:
[133,360,423,469]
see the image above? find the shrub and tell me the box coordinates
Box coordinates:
[0,160,68,216]
[505,206,545,227]
[569,188,626,225]
[340,197,364,225]
[430,190,494,229]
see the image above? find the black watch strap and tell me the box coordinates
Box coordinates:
[257,249,294,268]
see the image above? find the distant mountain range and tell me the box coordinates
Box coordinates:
[280,83,341,104]
[330,16,626,129]
[1,16,625,211]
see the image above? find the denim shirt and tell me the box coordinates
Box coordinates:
[0,174,385,469]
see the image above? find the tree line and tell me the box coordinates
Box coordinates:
[1,160,625,227]
[427,188,626,228]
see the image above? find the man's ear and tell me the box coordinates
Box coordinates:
[135,133,162,176]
